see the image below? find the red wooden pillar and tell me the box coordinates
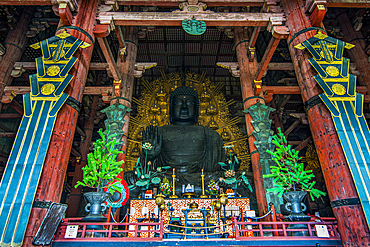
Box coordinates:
[115,27,138,165]
[0,7,34,98]
[66,78,100,217]
[234,27,269,217]
[23,0,99,245]
[336,11,370,95]
[282,0,370,245]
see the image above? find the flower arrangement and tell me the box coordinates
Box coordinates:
[206,179,220,195]
[75,126,123,194]
[160,176,172,196]
[263,128,326,201]
[130,142,170,190]
[218,145,252,191]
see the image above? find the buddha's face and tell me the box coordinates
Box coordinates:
[171,95,196,125]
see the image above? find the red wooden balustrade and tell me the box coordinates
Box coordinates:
[53,217,340,243]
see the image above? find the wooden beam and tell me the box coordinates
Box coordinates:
[284,119,300,137]
[98,11,284,27]
[0,0,51,4]
[254,26,289,95]
[0,123,12,132]
[0,132,16,138]
[70,147,82,157]
[97,37,122,82]
[267,62,294,70]
[4,85,368,100]
[326,0,370,8]
[0,0,266,6]
[254,37,281,81]
[14,61,108,70]
[295,136,312,151]
[116,0,266,6]
[10,100,23,115]
[75,125,86,139]
[0,113,22,119]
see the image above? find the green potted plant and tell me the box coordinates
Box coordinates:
[264,128,326,221]
[75,125,124,223]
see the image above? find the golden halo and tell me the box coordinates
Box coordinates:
[332,84,346,95]
[46,65,61,76]
[326,66,339,77]
[41,84,55,95]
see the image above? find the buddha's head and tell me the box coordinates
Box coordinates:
[169,86,199,125]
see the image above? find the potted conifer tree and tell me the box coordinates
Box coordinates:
[264,128,326,222]
[75,126,124,223]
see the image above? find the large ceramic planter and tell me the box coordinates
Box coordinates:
[283,191,310,221]
[82,191,110,235]
[283,191,311,236]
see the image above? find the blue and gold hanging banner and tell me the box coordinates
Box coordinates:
[0,31,90,247]
[295,33,370,228]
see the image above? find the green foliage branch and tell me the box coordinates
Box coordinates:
[263,128,326,201]
[74,126,124,194]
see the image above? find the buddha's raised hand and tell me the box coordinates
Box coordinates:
[142,125,162,160]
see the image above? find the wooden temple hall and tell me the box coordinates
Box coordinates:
[2,0,370,246]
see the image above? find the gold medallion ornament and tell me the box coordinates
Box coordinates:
[46,65,60,76]
[41,83,55,95]
[326,66,339,77]
[332,84,346,95]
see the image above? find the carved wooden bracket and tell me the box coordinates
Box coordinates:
[174,1,210,13]
[52,0,78,25]
[1,91,16,104]
[98,0,119,12]
[0,43,5,56]
[134,62,157,78]
[216,62,240,77]
[10,64,25,78]
[305,0,327,26]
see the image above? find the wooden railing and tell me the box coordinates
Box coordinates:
[54,218,163,242]
[53,217,341,243]
[233,218,341,240]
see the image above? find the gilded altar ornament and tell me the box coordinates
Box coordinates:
[170,168,178,198]
[150,100,161,114]
[200,169,208,198]
[182,16,206,35]
[41,83,55,95]
[150,116,159,126]
[156,85,167,101]
[46,65,61,76]
[221,128,231,141]
[206,102,217,115]
[200,86,211,102]
[208,116,218,130]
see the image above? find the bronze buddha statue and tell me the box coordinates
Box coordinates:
[125,86,254,200]
[143,86,225,175]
